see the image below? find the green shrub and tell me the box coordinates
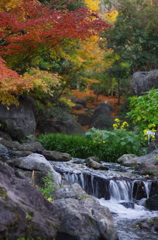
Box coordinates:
[37,129,145,162]
[38,172,57,201]
[85,127,145,157]
[127,88,158,132]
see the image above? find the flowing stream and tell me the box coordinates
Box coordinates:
[51,159,158,240]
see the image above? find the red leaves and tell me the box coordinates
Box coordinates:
[0,0,111,105]
[0,2,110,58]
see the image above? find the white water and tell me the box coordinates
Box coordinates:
[51,160,158,239]
[99,198,158,240]
[99,198,158,219]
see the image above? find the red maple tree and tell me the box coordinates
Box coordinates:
[0,0,110,105]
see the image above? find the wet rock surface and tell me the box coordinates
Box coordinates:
[53,183,118,240]
[0,161,62,240]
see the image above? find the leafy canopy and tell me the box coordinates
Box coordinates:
[101,0,158,73]
[0,0,110,105]
[127,88,158,132]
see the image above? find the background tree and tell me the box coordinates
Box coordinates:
[96,0,158,105]
[0,0,109,105]
[101,0,158,73]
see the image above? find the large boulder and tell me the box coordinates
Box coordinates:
[119,150,158,167]
[53,183,118,240]
[89,103,114,130]
[0,161,62,240]
[37,110,84,135]
[131,69,158,95]
[8,153,62,187]
[0,96,36,141]
[136,162,158,176]
[146,195,158,211]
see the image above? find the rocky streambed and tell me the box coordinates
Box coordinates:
[0,137,158,239]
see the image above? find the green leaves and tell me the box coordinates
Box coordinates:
[85,127,143,156]
[102,0,158,73]
[127,88,158,132]
[38,172,57,201]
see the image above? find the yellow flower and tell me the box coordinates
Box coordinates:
[122,121,129,126]
[114,118,120,122]
[102,141,106,143]
[113,123,118,129]
[148,123,156,128]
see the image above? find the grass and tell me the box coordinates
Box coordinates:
[36,132,144,162]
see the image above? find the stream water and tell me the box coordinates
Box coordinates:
[51,158,158,240]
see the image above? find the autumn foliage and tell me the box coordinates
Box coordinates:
[0,0,110,105]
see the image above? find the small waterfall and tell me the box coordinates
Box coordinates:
[52,161,158,240]
[144,181,152,198]
[62,170,153,204]
[110,180,132,202]
[133,180,152,200]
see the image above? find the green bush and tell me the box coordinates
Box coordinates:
[38,172,57,201]
[127,88,158,132]
[37,129,145,162]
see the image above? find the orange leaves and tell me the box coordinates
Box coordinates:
[0,57,33,105]
[0,2,109,58]
[71,89,96,99]
[0,59,61,105]
[0,0,111,106]
[23,68,61,97]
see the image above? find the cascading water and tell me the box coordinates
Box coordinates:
[51,159,158,240]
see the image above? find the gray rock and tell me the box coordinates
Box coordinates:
[120,150,158,167]
[117,154,138,164]
[53,183,118,240]
[0,143,8,152]
[86,157,109,170]
[74,98,87,108]
[0,139,44,154]
[136,162,158,176]
[0,161,62,240]
[77,113,92,126]
[0,96,36,141]
[98,102,114,112]
[89,104,114,130]
[38,116,85,135]
[0,138,20,150]
[8,153,62,186]
[0,143,9,159]
[73,103,84,110]
[87,156,101,163]
[52,183,90,200]
[146,196,158,210]
[131,69,158,95]
[0,131,12,141]
[10,150,33,157]
[17,141,45,152]
[42,150,72,161]
[119,201,134,209]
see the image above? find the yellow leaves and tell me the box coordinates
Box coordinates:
[75,35,105,71]
[84,0,100,12]
[104,10,118,24]
[23,68,61,96]
[81,77,100,84]
[0,0,23,12]
[59,97,75,108]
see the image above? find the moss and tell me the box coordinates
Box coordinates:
[0,187,8,200]
[78,194,92,200]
